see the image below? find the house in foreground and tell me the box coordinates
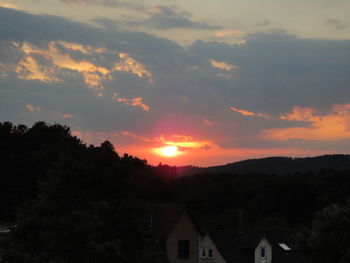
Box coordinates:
[144,204,306,263]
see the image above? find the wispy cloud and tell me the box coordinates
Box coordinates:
[16,55,58,82]
[230,107,271,119]
[213,30,246,44]
[324,18,347,30]
[263,104,350,141]
[9,41,154,97]
[58,112,74,119]
[210,59,237,71]
[16,42,110,93]
[119,5,221,30]
[279,106,319,122]
[114,53,153,83]
[0,1,19,10]
[214,30,244,38]
[121,131,217,150]
[60,0,143,10]
[113,94,150,111]
[26,104,41,112]
[203,119,213,126]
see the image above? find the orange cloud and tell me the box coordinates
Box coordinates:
[26,104,41,112]
[280,106,319,122]
[162,134,217,150]
[210,59,237,71]
[16,55,58,82]
[0,1,19,9]
[48,42,109,89]
[114,53,153,83]
[17,42,110,93]
[58,41,92,54]
[213,30,246,45]
[263,104,350,141]
[214,30,244,38]
[113,93,150,111]
[121,131,154,142]
[57,112,73,119]
[16,42,153,95]
[230,106,271,119]
[121,132,217,151]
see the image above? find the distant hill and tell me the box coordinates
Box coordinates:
[176,154,350,176]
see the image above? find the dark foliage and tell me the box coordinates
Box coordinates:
[1,121,350,262]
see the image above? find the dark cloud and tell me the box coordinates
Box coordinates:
[118,5,222,30]
[0,7,183,56]
[91,17,119,30]
[189,33,350,113]
[324,18,347,30]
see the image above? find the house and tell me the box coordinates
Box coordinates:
[205,229,307,263]
[0,227,10,262]
[144,203,202,263]
[145,204,306,263]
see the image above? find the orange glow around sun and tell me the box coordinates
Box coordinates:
[154,145,180,157]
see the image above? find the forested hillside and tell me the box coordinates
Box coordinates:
[176,155,350,176]
[1,122,350,263]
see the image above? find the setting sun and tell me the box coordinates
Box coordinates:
[155,145,180,157]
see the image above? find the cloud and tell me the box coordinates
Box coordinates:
[120,5,221,30]
[26,104,41,112]
[203,119,213,126]
[210,59,237,71]
[0,1,19,10]
[214,30,245,38]
[121,131,217,151]
[60,0,143,9]
[59,113,74,119]
[263,104,350,141]
[16,55,58,82]
[5,40,154,97]
[324,19,347,30]
[230,107,271,119]
[15,41,111,94]
[112,93,150,112]
[279,106,319,122]
[114,53,153,83]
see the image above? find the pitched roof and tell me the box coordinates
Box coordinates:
[208,229,307,263]
[152,203,186,236]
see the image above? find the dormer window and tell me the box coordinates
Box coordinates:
[260,247,266,258]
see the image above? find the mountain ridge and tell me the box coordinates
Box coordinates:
[175,154,350,176]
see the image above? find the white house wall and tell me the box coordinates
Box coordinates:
[200,234,227,263]
[254,238,272,263]
[167,212,201,263]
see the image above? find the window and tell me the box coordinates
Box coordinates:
[200,248,214,258]
[278,243,292,251]
[178,240,190,259]
[260,247,266,258]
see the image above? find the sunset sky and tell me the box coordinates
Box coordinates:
[1,0,350,166]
